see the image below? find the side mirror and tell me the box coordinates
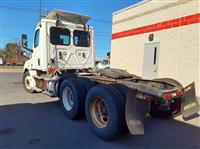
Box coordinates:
[22,34,28,48]
[21,34,33,53]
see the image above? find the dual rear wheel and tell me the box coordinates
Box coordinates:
[60,78,128,140]
[85,85,128,140]
[60,78,89,119]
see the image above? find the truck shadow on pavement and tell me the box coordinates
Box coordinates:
[0,101,200,149]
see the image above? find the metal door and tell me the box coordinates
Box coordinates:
[142,43,160,79]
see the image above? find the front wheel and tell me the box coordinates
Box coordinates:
[23,71,36,93]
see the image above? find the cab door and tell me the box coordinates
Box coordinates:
[31,28,42,69]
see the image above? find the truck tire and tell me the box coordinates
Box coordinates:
[85,84,126,140]
[23,71,35,93]
[60,78,86,119]
[78,77,96,94]
[111,83,129,132]
[111,83,129,102]
[57,73,77,97]
[150,78,183,119]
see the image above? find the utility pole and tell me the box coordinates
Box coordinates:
[39,0,41,20]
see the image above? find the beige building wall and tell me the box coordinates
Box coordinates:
[111,0,200,96]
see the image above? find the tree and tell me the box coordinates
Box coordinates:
[3,42,27,65]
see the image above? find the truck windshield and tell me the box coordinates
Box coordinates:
[50,27,70,46]
[73,30,90,47]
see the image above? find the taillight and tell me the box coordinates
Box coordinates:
[176,90,184,96]
[163,92,172,100]
[163,89,184,100]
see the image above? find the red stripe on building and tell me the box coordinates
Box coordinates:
[112,13,200,40]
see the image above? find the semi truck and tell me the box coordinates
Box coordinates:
[21,10,200,140]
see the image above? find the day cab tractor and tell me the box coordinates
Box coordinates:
[21,10,200,140]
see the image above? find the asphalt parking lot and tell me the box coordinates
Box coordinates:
[0,72,200,149]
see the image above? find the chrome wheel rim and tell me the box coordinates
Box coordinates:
[90,96,109,128]
[62,87,74,111]
[24,76,32,90]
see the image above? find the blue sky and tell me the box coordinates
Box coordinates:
[0,0,141,59]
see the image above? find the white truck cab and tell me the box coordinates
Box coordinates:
[22,10,95,73]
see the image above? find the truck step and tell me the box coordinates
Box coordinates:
[32,87,43,92]
[32,75,52,81]
[42,91,57,97]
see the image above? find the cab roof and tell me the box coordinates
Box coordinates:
[45,9,90,25]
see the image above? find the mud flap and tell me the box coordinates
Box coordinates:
[181,83,200,118]
[125,89,150,135]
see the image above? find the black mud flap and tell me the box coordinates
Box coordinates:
[181,83,200,118]
[125,89,150,135]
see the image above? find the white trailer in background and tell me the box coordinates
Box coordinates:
[21,9,199,141]
[111,0,200,97]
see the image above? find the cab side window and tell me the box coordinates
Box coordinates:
[34,29,40,48]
